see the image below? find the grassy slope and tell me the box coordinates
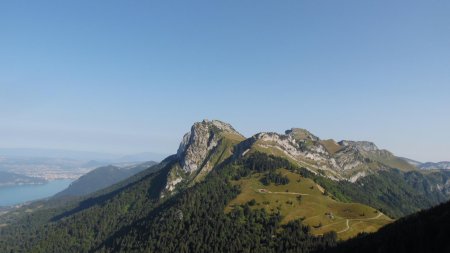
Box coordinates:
[242,143,445,218]
[226,168,392,240]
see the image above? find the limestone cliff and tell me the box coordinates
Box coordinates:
[162,119,244,196]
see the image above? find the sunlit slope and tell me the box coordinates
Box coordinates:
[226,169,392,240]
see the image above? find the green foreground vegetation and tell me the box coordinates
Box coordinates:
[0,152,449,252]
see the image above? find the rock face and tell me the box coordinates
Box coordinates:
[162,120,244,196]
[285,128,320,142]
[177,119,243,173]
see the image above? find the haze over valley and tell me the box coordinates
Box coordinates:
[0,149,164,207]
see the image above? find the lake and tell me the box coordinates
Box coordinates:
[0,179,73,207]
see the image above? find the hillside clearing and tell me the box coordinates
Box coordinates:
[226,168,392,240]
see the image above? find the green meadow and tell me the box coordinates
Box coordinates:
[226,168,392,240]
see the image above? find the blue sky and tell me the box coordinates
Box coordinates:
[1,0,449,162]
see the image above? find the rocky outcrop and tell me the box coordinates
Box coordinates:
[177,119,243,173]
[285,128,320,142]
[236,129,405,181]
[162,120,244,196]
[339,140,379,152]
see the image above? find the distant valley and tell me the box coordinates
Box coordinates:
[0,149,166,181]
[0,150,162,208]
[0,156,99,180]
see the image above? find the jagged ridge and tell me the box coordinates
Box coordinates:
[164,119,437,195]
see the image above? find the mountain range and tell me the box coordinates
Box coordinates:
[400,157,450,170]
[0,119,449,253]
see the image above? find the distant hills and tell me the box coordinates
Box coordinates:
[55,161,158,197]
[400,157,450,170]
[418,161,450,170]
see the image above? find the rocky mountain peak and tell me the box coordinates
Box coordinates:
[176,119,243,173]
[206,119,239,133]
[285,128,320,141]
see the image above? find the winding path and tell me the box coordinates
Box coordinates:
[337,212,384,234]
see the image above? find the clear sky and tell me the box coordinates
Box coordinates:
[1,0,449,162]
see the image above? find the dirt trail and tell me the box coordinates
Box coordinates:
[256,189,309,196]
[337,212,383,234]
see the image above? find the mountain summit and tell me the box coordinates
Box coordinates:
[177,119,244,173]
[163,119,245,196]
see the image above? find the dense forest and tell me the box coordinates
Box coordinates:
[0,161,170,252]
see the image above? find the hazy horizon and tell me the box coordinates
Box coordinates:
[0,147,169,162]
[1,1,449,162]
